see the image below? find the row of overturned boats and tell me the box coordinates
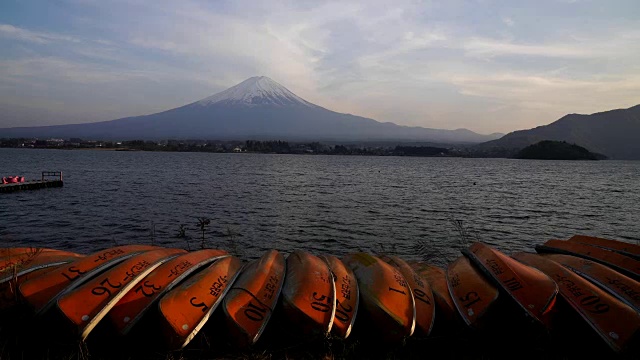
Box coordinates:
[0,234,638,356]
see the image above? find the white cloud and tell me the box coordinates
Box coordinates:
[0,24,79,44]
[502,17,515,27]
[444,71,640,129]
[1,0,640,133]
[462,37,595,58]
[0,57,150,84]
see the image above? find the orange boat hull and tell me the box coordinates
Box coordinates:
[19,245,159,315]
[0,266,65,311]
[322,255,359,339]
[0,247,60,262]
[109,249,228,335]
[56,248,184,340]
[447,255,499,329]
[513,252,640,353]
[410,261,460,333]
[0,251,83,283]
[0,249,79,276]
[0,251,84,310]
[463,242,558,326]
[381,254,435,337]
[281,250,335,337]
[158,256,243,350]
[342,252,415,343]
[0,248,51,260]
[223,249,286,347]
[541,253,640,313]
[568,235,640,260]
[537,239,640,281]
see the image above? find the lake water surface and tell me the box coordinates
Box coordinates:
[1,148,638,267]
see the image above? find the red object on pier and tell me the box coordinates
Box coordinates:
[1,176,25,184]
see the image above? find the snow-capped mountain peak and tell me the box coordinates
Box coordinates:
[197,76,315,107]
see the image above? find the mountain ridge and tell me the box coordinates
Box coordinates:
[0,76,501,144]
[475,104,640,159]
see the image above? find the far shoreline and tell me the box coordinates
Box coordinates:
[0,139,620,160]
[0,144,619,160]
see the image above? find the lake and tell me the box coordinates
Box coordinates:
[1,148,638,267]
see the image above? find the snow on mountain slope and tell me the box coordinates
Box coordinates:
[196,76,316,107]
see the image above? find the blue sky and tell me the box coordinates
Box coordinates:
[1,0,639,133]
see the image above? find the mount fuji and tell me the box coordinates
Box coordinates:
[0,76,501,143]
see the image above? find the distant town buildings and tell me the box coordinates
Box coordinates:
[0,137,468,157]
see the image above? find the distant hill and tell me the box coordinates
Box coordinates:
[516,140,604,160]
[0,76,501,144]
[475,104,640,160]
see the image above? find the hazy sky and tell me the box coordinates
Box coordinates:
[1,0,639,134]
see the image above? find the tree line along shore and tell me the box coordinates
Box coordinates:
[0,138,468,157]
[1,137,604,160]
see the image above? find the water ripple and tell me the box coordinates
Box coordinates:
[1,149,639,268]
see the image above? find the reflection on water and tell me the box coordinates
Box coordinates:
[1,148,639,267]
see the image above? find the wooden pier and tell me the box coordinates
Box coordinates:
[0,172,63,193]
